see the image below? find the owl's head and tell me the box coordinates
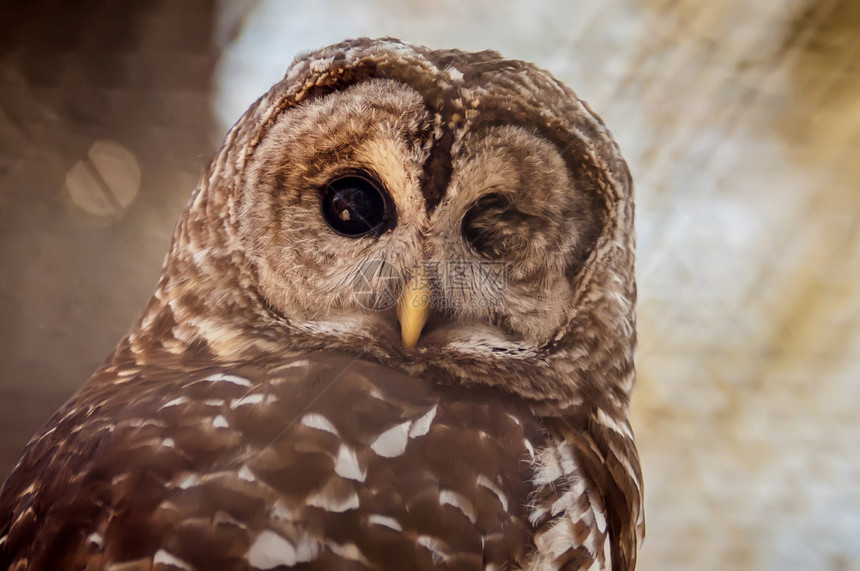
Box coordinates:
[143,38,635,403]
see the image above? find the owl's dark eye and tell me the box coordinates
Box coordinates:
[321,174,391,237]
[462,193,533,259]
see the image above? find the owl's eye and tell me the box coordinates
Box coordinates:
[321,174,391,237]
[462,193,532,259]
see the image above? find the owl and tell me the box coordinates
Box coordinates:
[0,38,643,570]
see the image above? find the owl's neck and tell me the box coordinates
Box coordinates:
[106,180,296,370]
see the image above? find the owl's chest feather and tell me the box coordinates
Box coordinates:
[0,353,558,570]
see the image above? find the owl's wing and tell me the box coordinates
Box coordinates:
[525,410,645,570]
[0,353,550,570]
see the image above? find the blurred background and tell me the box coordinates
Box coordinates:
[1,0,858,569]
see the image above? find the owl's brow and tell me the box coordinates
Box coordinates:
[226,350,369,469]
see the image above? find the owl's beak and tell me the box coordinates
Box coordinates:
[397,267,431,349]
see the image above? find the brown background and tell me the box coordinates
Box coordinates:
[1,1,858,569]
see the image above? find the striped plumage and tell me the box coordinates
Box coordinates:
[0,38,643,569]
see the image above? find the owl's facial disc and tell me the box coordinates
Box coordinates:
[239,78,432,352]
[414,125,601,354]
[240,77,601,364]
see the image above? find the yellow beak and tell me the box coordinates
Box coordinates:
[397,267,431,349]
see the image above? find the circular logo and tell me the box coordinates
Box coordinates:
[352,259,402,311]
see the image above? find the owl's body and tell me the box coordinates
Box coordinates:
[0,39,643,570]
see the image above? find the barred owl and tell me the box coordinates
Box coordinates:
[0,38,643,570]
